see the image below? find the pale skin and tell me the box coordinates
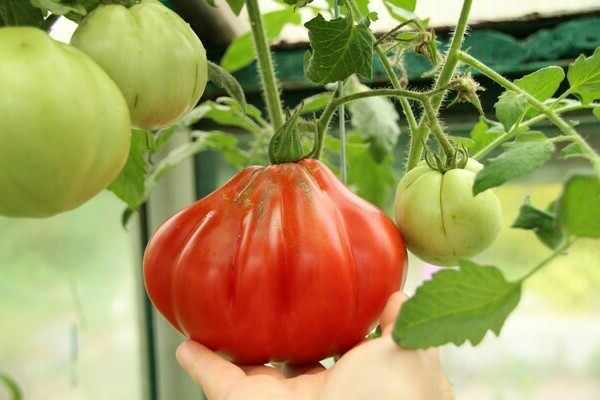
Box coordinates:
[176,292,454,400]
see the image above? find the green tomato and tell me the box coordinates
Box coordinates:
[393,159,502,267]
[0,27,131,218]
[70,0,208,131]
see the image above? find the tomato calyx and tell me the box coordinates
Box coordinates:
[269,105,316,164]
[423,141,469,173]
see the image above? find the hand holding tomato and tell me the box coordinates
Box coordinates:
[176,291,454,400]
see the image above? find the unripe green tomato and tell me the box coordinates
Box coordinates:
[393,159,502,267]
[70,0,208,131]
[0,27,131,218]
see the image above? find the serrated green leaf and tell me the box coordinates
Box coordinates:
[207,60,247,110]
[474,135,555,194]
[512,198,563,249]
[593,107,600,121]
[514,66,565,102]
[345,76,401,163]
[305,14,373,84]
[393,260,522,348]
[107,130,151,210]
[224,0,245,15]
[282,0,313,8]
[353,0,370,17]
[559,142,586,160]
[468,116,505,154]
[494,90,528,131]
[558,174,600,238]
[567,48,600,105]
[0,372,22,400]
[299,92,333,114]
[220,8,301,72]
[0,0,44,27]
[64,0,101,23]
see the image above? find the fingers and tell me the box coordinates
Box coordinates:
[379,291,409,336]
[176,340,245,398]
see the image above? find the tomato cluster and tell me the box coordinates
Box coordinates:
[0,0,207,218]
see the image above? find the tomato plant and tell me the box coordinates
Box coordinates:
[394,159,502,267]
[144,158,407,364]
[0,26,130,218]
[70,0,208,131]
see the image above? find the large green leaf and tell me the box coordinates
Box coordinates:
[468,117,505,155]
[512,198,564,249]
[0,0,44,27]
[514,66,565,102]
[305,14,373,84]
[567,48,600,105]
[345,76,401,163]
[494,90,528,131]
[394,261,522,348]
[473,133,555,195]
[207,60,247,110]
[558,174,600,238]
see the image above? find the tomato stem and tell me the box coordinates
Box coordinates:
[458,51,600,181]
[245,0,285,130]
[406,0,474,171]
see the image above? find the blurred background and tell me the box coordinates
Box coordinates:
[1,0,600,399]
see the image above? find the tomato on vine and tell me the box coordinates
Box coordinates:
[144,156,407,364]
[70,0,208,131]
[0,27,131,218]
[393,159,503,267]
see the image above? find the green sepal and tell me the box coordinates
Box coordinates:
[268,106,306,164]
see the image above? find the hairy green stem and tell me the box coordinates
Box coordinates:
[421,99,456,159]
[346,0,419,153]
[315,88,426,157]
[473,102,599,160]
[406,0,474,170]
[458,51,600,179]
[246,0,285,130]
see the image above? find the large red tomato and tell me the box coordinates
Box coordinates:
[144,158,407,364]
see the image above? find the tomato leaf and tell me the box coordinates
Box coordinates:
[345,76,401,163]
[393,260,522,348]
[514,66,565,102]
[593,107,600,121]
[567,47,600,105]
[559,142,586,160]
[299,92,333,114]
[0,0,44,27]
[558,174,600,238]
[324,135,396,210]
[494,90,528,131]
[30,0,86,16]
[0,372,22,400]
[185,101,263,134]
[220,8,301,73]
[305,14,373,84]
[207,60,247,111]
[473,134,555,195]
[108,130,151,210]
[512,198,564,249]
[468,116,504,154]
[223,0,245,16]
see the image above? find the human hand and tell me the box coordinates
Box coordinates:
[176,292,454,400]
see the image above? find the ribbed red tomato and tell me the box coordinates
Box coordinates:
[143,158,407,364]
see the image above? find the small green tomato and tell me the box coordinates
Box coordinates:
[393,159,502,267]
